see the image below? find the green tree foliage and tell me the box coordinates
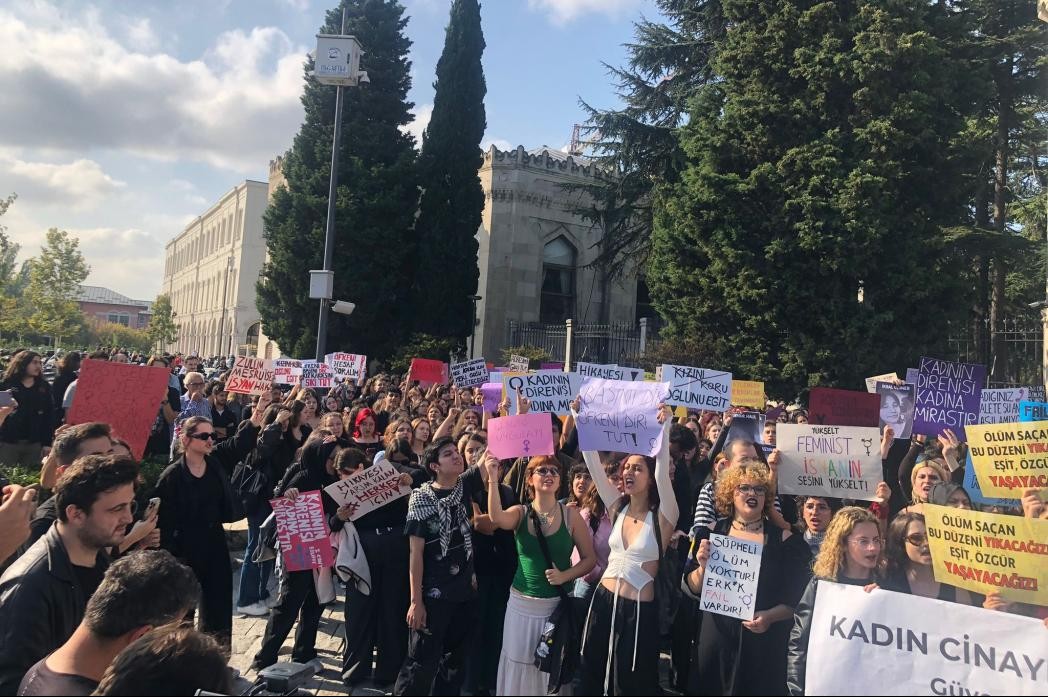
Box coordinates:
[0,194,19,294]
[649,0,973,396]
[258,0,419,359]
[23,228,90,348]
[147,294,180,351]
[412,0,486,344]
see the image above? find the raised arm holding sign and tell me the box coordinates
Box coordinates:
[575,378,670,456]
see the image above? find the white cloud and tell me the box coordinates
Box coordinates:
[527,0,645,24]
[122,16,159,52]
[279,0,312,10]
[0,154,125,210]
[403,103,434,147]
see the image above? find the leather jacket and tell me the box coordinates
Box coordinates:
[787,576,819,696]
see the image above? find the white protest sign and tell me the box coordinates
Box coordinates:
[450,358,488,388]
[805,582,1047,696]
[226,357,274,396]
[301,360,333,389]
[576,362,643,381]
[273,358,303,385]
[661,364,732,411]
[575,378,669,456]
[865,372,898,393]
[323,462,410,521]
[699,533,762,621]
[508,354,530,372]
[776,423,882,501]
[979,387,1034,424]
[324,352,366,381]
[502,371,583,415]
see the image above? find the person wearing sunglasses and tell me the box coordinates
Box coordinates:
[878,512,975,605]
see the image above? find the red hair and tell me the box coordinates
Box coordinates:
[353,408,376,439]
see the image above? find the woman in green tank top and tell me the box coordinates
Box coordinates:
[485,453,595,695]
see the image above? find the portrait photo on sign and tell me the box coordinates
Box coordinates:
[876,381,915,440]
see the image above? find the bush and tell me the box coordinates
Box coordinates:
[387,333,465,374]
[500,345,551,368]
[0,453,170,500]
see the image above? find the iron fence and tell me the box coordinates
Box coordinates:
[946,316,1043,388]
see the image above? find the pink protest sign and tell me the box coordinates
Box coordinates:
[481,382,503,413]
[487,413,555,460]
[269,491,333,572]
[226,357,274,396]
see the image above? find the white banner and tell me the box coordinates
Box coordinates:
[776,423,882,501]
[324,352,366,381]
[502,370,583,415]
[979,387,1035,424]
[508,354,530,372]
[301,360,333,389]
[576,362,643,381]
[450,358,488,388]
[806,582,1047,696]
[661,364,732,411]
[273,358,303,385]
[323,462,410,521]
[699,533,762,620]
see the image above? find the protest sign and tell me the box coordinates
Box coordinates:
[324,352,366,381]
[503,371,583,415]
[963,420,1048,497]
[809,387,880,427]
[576,362,644,382]
[540,362,565,371]
[963,453,1014,507]
[449,358,488,388]
[480,383,502,413]
[269,491,333,572]
[661,364,732,411]
[730,380,765,408]
[487,413,555,460]
[698,534,762,621]
[776,423,882,501]
[576,378,670,456]
[876,382,915,439]
[408,358,448,387]
[226,356,274,396]
[273,358,303,385]
[508,354,530,372]
[805,582,1045,696]
[912,356,985,439]
[924,504,1047,605]
[66,359,170,460]
[864,372,898,393]
[324,462,411,521]
[726,412,762,444]
[905,367,918,385]
[301,361,333,389]
[1019,399,1048,422]
[979,388,1036,424]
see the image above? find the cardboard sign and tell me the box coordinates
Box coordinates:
[487,413,555,460]
[808,387,880,427]
[273,358,303,385]
[905,367,918,385]
[324,462,411,521]
[226,356,274,396]
[503,371,583,415]
[864,372,898,393]
[575,378,670,456]
[924,504,1047,605]
[65,359,171,460]
[508,354,530,372]
[730,380,765,408]
[449,358,488,388]
[661,364,732,412]
[408,358,448,387]
[480,382,502,414]
[876,381,915,439]
[964,420,1048,497]
[576,362,644,382]
[978,387,1037,425]
[324,352,366,381]
[776,423,883,501]
[912,356,985,439]
[1018,400,1048,422]
[699,534,762,621]
[805,582,1045,696]
[963,453,1015,507]
[300,360,333,389]
[270,491,333,572]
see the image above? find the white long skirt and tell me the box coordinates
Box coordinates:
[496,589,564,696]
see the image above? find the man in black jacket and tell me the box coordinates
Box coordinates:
[0,454,138,695]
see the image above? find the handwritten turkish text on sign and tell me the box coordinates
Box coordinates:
[576,378,670,456]
[487,413,555,460]
[924,504,1047,606]
[301,361,333,389]
[964,421,1048,498]
[270,491,333,572]
[661,365,732,412]
[408,358,448,387]
[325,352,366,381]
[450,358,488,388]
[66,359,170,461]
[775,424,882,501]
[503,371,583,415]
[913,357,985,440]
[324,463,411,521]
[576,362,643,382]
[699,534,762,621]
[979,388,1034,424]
[508,354,530,372]
[730,380,765,408]
[273,358,303,385]
[226,357,274,396]
[808,387,880,427]
[804,582,1046,696]
[864,372,898,393]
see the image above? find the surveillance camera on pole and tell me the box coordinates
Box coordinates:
[331,301,356,316]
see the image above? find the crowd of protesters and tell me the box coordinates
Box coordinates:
[0,346,1045,696]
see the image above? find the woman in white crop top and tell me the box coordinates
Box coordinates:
[571,399,678,695]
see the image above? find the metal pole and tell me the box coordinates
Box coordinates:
[316,7,347,362]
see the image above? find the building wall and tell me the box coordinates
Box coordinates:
[254,157,286,359]
[160,180,269,356]
[78,301,150,329]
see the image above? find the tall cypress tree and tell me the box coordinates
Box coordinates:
[412,0,486,343]
[258,0,418,359]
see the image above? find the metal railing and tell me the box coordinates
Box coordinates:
[946,316,1044,388]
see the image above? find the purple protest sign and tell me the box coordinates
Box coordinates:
[481,382,502,414]
[575,378,670,456]
[540,362,565,371]
[912,357,985,440]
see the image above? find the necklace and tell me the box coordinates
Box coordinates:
[533,505,556,528]
[732,517,764,531]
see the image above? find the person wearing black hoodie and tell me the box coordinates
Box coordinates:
[0,351,56,468]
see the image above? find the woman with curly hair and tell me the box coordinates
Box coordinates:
[684,459,811,695]
[786,507,882,695]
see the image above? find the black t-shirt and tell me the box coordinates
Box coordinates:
[70,563,105,599]
[18,657,98,696]
[461,467,518,578]
[404,487,475,604]
[210,405,238,441]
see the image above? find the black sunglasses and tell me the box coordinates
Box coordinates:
[189,432,218,441]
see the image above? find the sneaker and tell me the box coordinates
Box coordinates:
[237,602,268,617]
[262,595,280,609]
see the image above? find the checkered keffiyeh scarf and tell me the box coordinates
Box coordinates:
[406,480,473,560]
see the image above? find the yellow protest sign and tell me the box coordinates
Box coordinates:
[674,405,688,418]
[731,380,765,408]
[965,420,1048,497]
[925,504,1047,605]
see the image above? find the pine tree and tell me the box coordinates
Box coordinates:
[258,0,419,359]
[412,0,486,344]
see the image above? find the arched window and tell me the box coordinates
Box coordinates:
[540,236,576,324]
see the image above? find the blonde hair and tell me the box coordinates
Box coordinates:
[714,459,775,518]
[911,459,950,503]
[812,506,880,581]
[183,372,205,388]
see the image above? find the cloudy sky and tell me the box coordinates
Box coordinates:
[0,0,653,300]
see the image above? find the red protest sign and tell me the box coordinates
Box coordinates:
[808,387,881,427]
[226,357,274,396]
[408,358,448,387]
[270,491,333,572]
[66,360,170,460]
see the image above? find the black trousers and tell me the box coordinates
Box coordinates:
[671,594,701,691]
[182,529,233,650]
[463,571,513,695]
[253,569,323,668]
[393,596,478,697]
[341,529,409,685]
[577,585,660,696]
